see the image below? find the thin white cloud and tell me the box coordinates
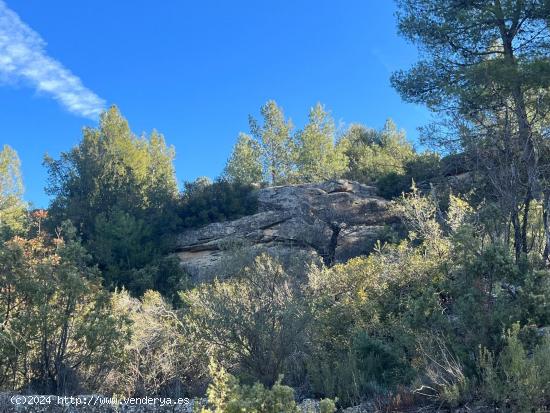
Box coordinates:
[0,0,105,118]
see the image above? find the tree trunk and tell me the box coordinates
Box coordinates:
[543,191,550,264]
[496,1,539,262]
[512,210,522,262]
[521,190,532,255]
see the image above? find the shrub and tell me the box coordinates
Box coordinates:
[339,120,415,185]
[305,243,440,406]
[319,398,337,413]
[377,152,442,199]
[103,290,196,397]
[200,360,299,413]
[479,323,550,412]
[179,178,258,229]
[182,254,308,387]
[0,222,129,394]
[414,336,470,408]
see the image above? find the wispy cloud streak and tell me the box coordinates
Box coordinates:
[0,0,105,118]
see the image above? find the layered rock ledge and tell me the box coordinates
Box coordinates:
[175,180,398,280]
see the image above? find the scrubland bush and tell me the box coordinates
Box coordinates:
[182,254,309,387]
[319,398,337,413]
[102,290,198,397]
[0,221,129,394]
[3,96,550,413]
[199,360,300,413]
[479,324,550,412]
[179,178,258,229]
[414,336,470,408]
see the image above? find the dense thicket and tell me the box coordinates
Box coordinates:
[44,107,186,298]
[179,177,258,229]
[0,217,128,394]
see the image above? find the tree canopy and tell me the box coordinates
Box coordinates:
[392,0,550,261]
[0,145,26,237]
[44,106,185,296]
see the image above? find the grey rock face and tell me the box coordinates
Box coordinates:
[175,180,398,280]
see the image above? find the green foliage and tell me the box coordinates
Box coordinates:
[179,177,258,228]
[377,152,442,199]
[200,360,299,413]
[249,100,296,185]
[0,219,129,393]
[480,324,550,412]
[44,106,183,296]
[443,244,521,352]
[225,103,438,190]
[337,119,444,199]
[3,17,549,411]
[391,183,445,246]
[305,237,441,405]
[294,103,348,182]
[392,0,550,261]
[0,145,26,238]
[45,107,178,229]
[224,133,263,185]
[353,332,412,389]
[339,119,415,185]
[319,398,337,413]
[392,0,550,113]
[182,254,308,387]
[304,188,549,408]
[104,290,196,397]
[91,209,153,276]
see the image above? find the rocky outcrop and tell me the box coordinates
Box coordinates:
[175,180,399,280]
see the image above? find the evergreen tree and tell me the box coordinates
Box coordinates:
[339,119,414,184]
[0,145,26,237]
[392,0,550,260]
[249,100,295,185]
[44,106,184,296]
[295,103,348,182]
[223,133,263,184]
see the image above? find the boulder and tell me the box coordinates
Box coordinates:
[175,180,399,280]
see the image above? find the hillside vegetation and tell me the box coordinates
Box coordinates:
[1,1,550,411]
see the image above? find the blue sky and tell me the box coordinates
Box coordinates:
[0,0,430,207]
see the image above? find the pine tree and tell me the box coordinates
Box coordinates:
[295,103,348,182]
[249,100,295,185]
[0,145,26,236]
[223,133,263,184]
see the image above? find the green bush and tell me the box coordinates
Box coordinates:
[354,332,413,390]
[200,360,299,413]
[319,398,337,413]
[305,244,438,406]
[182,254,308,387]
[340,120,415,185]
[104,290,191,397]
[377,152,442,199]
[0,222,129,393]
[480,324,550,412]
[179,178,258,228]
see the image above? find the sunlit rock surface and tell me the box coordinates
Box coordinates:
[175,180,399,280]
